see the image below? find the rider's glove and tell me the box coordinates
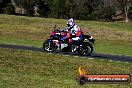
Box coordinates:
[60,38,64,41]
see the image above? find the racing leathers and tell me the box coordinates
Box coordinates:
[60,24,84,44]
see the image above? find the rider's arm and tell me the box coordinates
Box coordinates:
[75,27,82,36]
[60,32,71,40]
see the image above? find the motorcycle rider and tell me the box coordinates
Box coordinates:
[60,18,84,52]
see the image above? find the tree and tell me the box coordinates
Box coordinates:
[124,0,131,22]
[47,0,76,19]
[37,1,49,17]
[116,0,132,22]
[129,3,132,20]
[2,3,15,14]
[0,0,11,13]
[11,0,41,15]
[73,0,101,20]
[64,0,77,18]
[97,0,117,21]
[47,0,60,18]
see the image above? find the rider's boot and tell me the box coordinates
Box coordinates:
[71,45,78,53]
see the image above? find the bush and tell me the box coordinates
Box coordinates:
[98,6,116,21]
[128,6,132,20]
[2,3,15,14]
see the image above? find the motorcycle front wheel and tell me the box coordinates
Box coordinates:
[43,39,57,52]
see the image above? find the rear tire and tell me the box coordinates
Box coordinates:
[78,42,93,56]
[43,39,57,52]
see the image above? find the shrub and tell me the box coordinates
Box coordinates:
[2,3,15,14]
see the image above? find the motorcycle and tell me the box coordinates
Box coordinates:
[43,25,95,56]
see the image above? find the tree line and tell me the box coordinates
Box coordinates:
[0,0,132,22]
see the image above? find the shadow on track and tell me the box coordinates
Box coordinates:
[91,53,132,62]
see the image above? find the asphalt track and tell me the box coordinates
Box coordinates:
[0,44,132,63]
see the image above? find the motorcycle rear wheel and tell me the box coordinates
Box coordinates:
[77,43,93,56]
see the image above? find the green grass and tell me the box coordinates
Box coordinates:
[0,14,132,56]
[95,39,132,56]
[0,14,132,31]
[0,48,131,88]
[0,37,42,47]
[77,21,132,31]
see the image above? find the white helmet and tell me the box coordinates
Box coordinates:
[67,18,75,27]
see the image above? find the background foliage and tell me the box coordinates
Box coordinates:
[0,0,132,21]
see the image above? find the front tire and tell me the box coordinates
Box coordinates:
[43,39,57,52]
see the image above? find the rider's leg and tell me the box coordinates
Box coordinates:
[70,37,80,52]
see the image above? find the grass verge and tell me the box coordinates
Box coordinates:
[0,48,131,88]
